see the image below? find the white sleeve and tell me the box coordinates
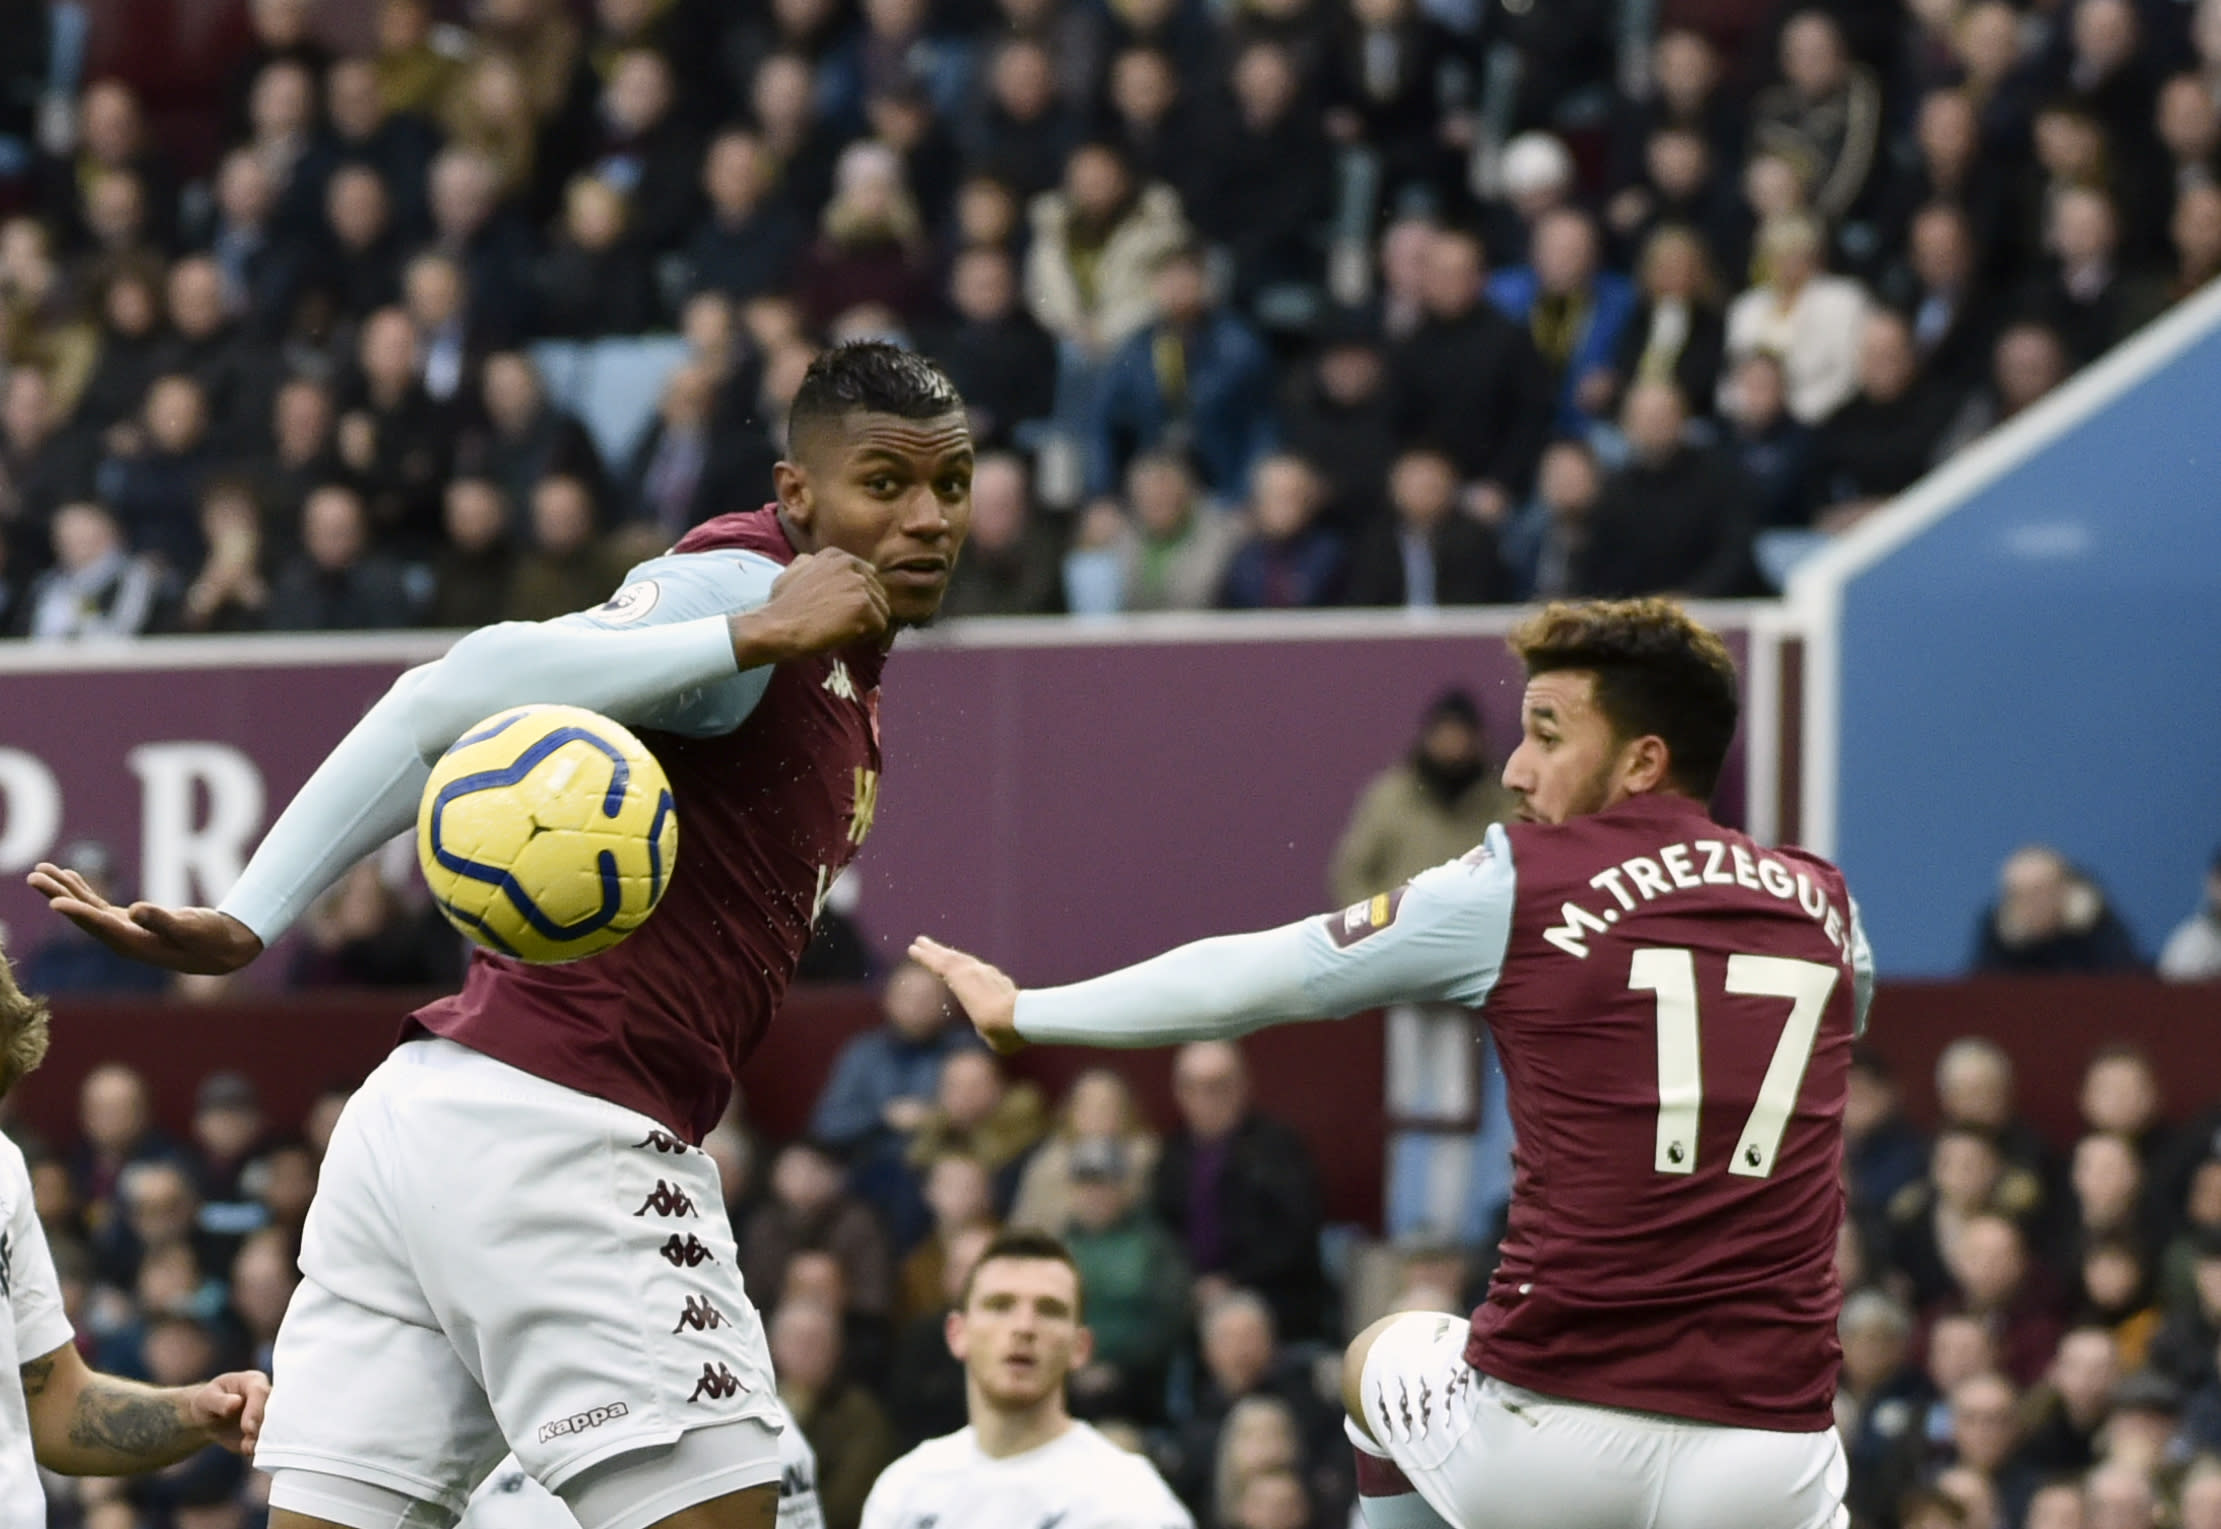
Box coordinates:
[774,1399,827,1529]
[1848,895,1875,1038]
[1013,827,1517,1047]
[6,1149,73,1365]
[218,551,781,945]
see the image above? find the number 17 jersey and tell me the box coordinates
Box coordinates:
[1469,793,1867,1432]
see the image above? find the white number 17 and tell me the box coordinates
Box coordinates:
[1629,948,1839,1180]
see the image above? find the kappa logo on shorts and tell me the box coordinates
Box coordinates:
[673,1294,730,1333]
[687,1362,743,1403]
[634,1180,698,1218]
[633,1130,689,1154]
[536,1401,630,1444]
[659,1234,717,1267]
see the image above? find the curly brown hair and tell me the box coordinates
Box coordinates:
[1507,597,1740,799]
[0,943,51,1102]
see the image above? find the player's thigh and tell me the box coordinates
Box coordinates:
[258,1277,507,1520]
[1653,1419,1849,1529]
[1358,1320,1673,1529]
[385,1041,782,1491]
[557,1418,785,1529]
[1344,1313,1409,1439]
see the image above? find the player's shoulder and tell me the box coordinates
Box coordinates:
[876,1427,974,1488]
[0,1132,30,1193]
[1063,1425,1192,1522]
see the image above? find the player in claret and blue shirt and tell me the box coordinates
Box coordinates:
[27,342,974,1529]
[916,598,1874,1529]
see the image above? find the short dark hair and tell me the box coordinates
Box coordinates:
[787,341,964,457]
[1507,598,1740,799]
[959,1228,1085,1318]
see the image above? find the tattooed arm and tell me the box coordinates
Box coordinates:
[19,1341,270,1475]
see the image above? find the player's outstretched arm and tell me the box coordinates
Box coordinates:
[19,1340,269,1475]
[912,830,1518,1050]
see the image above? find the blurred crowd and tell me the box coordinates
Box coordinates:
[15,948,2221,1529]
[0,0,2217,634]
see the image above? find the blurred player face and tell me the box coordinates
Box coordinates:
[1502,672,1669,825]
[778,410,974,627]
[949,1256,1091,1411]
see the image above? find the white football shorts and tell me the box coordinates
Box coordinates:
[256,1037,783,1526]
[1356,1312,1848,1529]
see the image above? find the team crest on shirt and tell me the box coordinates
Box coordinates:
[598,581,661,624]
[1325,886,1407,948]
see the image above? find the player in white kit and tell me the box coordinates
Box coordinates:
[0,950,271,1527]
[861,1229,1193,1529]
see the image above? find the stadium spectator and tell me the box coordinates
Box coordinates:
[1724,213,1871,425]
[1847,1045,1931,1215]
[41,80,181,257]
[1101,46,1216,221]
[583,49,702,257]
[1881,202,2000,402]
[1343,445,1511,608]
[402,253,480,404]
[624,362,751,540]
[1805,310,1948,533]
[1153,1041,1327,1341]
[905,1050,1047,1211]
[1945,1369,2044,1527]
[896,1151,998,1324]
[339,306,453,552]
[25,501,164,642]
[501,473,627,622]
[968,39,1080,207]
[936,452,1063,616]
[886,1221,995,1447]
[1972,845,2147,974]
[1278,311,1395,535]
[1579,380,1756,598]
[796,141,936,335]
[2160,849,2221,981]
[1604,224,1728,426]
[1089,243,1277,502]
[227,1227,297,1374]
[772,1298,899,1529]
[266,483,418,632]
[1887,1124,2035,1310]
[1501,436,1601,601]
[1024,141,1188,363]
[1202,41,1332,311]
[1216,453,1342,610]
[1935,320,2073,460]
[1940,1212,2066,1388]
[2081,1047,2176,1180]
[2022,1326,2121,1476]
[290,854,466,989]
[2087,1460,2162,1529]
[742,1139,897,1331]
[1328,687,1515,905]
[460,351,604,522]
[1488,207,1637,434]
[1836,1289,1928,1510]
[251,376,345,557]
[313,56,441,241]
[425,145,538,346]
[0,368,95,572]
[1321,0,1467,220]
[1752,11,1884,226]
[1067,449,1241,614]
[175,480,271,633]
[103,374,217,574]
[161,257,282,457]
[1166,1290,1342,1514]
[2172,180,2221,301]
[1009,1069,1162,1235]
[811,960,981,1155]
[1057,1135,1188,1421]
[533,175,660,340]
[77,261,172,441]
[682,128,805,307]
[924,245,1058,455]
[2018,186,2169,368]
[1937,1036,2062,1209]
[1387,226,1550,523]
[1876,89,2015,288]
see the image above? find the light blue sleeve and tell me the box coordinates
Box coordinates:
[219,550,783,945]
[547,549,783,739]
[1012,826,1518,1047]
[1849,895,1875,1037]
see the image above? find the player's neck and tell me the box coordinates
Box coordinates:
[970,1393,1074,1460]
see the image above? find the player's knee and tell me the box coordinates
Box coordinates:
[1344,1315,1405,1438]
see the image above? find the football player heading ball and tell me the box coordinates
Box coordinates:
[30,342,973,1529]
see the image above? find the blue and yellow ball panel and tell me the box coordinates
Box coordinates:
[416,704,680,963]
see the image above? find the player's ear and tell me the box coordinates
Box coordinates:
[1071,1323,1096,1371]
[944,1308,969,1363]
[772,458,812,530]
[1622,734,1673,796]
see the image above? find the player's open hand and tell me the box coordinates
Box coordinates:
[908,936,1024,1054]
[758,549,892,656]
[187,1370,271,1454]
[25,864,264,975]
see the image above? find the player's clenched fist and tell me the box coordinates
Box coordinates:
[744,549,892,658]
